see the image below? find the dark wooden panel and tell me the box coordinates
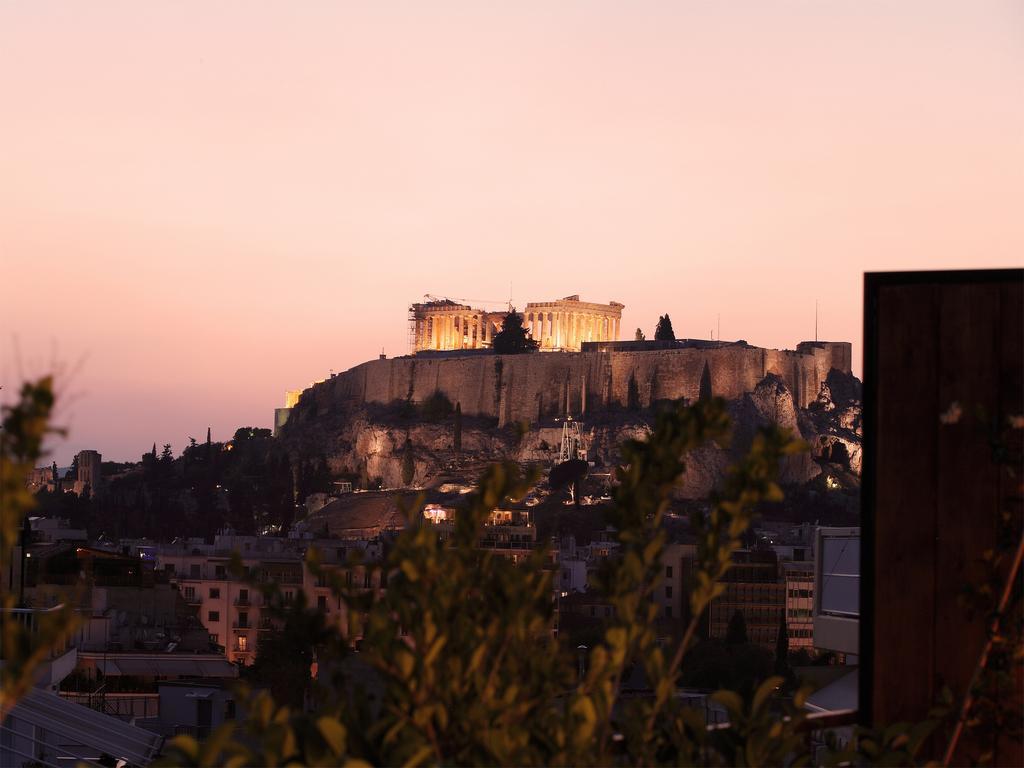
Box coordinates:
[864,270,1023,766]
[993,280,1024,768]
[870,281,940,726]
[934,284,1002,752]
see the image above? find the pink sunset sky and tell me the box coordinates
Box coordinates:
[2,1,1022,465]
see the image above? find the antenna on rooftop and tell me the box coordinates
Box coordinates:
[718,313,721,342]
[815,300,819,342]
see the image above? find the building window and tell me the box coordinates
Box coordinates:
[215,565,226,578]
[665,606,672,619]
[665,586,673,599]
[190,564,201,579]
[283,590,294,604]
[209,588,220,599]
[238,612,249,628]
[184,586,196,601]
[363,571,372,589]
[208,611,220,622]
[665,565,673,578]
[238,588,249,603]
[165,563,175,574]
[317,595,327,611]
[237,635,247,651]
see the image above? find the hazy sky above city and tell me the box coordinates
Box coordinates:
[2,1,1022,464]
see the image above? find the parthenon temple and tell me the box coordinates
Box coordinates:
[409,295,624,353]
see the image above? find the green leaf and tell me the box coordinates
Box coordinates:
[317,716,348,756]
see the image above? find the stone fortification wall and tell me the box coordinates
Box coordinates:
[310,341,851,426]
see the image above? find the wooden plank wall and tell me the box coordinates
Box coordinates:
[863,270,1023,765]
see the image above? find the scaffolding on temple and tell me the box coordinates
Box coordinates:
[407,303,418,353]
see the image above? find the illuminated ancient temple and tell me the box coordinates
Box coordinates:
[409,295,624,353]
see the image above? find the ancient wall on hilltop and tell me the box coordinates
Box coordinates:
[310,342,851,426]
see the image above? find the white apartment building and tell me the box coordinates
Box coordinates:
[156,534,384,665]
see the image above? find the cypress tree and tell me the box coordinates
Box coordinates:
[453,402,462,453]
[627,372,641,411]
[654,314,676,341]
[725,609,748,646]
[774,614,790,676]
[492,309,539,354]
[699,361,713,402]
[401,438,415,486]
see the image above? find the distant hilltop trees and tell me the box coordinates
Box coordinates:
[654,313,676,341]
[492,309,539,354]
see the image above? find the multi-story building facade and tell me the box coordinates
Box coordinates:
[783,561,815,652]
[156,534,384,665]
[657,542,697,623]
[707,549,786,649]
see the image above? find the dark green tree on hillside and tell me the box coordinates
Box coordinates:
[774,614,793,684]
[699,360,713,402]
[491,309,539,354]
[627,372,641,411]
[654,313,676,341]
[726,609,748,645]
[401,438,415,486]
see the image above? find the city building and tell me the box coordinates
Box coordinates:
[72,449,103,496]
[707,549,786,649]
[783,561,815,653]
[657,542,697,622]
[156,534,385,664]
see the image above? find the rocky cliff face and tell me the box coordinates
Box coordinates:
[280,365,862,500]
[800,368,863,476]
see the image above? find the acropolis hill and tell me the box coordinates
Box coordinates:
[286,337,852,428]
[278,330,860,500]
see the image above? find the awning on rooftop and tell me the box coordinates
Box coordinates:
[96,656,237,678]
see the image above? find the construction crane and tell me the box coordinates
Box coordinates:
[422,293,510,310]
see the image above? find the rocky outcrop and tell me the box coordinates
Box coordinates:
[730,374,822,486]
[801,368,864,476]
[282,367,862,498]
